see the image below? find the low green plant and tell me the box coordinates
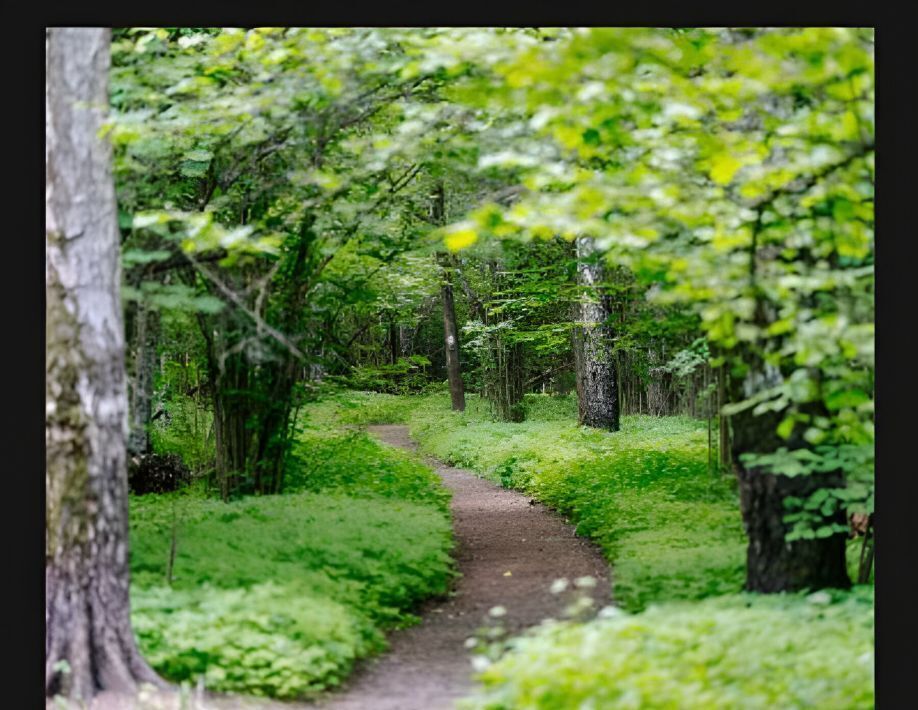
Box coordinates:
[149,394,215,476]
[130,406,455,700]
[461,587,875,710]
[286,429,449,511]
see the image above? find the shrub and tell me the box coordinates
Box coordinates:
[461,587,875,710]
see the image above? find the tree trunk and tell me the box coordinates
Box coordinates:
[730,364,850,592]
[718,364,731,471]
[398,324,413,358]
[441,274,466,411]
[46,27,165,700]
[432,182,465,411]
[573,237,619,430]
[388,319,399,364]
[127,303,159,455]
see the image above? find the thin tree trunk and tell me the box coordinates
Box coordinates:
[441,273,466,411]
[46,27,165,700]
[127,303,159,455]
[432,182,465,411]
[398,323,413,358]
[718,363,731,471]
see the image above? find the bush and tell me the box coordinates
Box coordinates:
[461,587,875,710]
[287,429,450,511]
[149,394,215,476]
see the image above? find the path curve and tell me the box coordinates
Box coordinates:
[313,424,612,710]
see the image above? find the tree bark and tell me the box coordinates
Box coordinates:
[729,364,850,592]
[46,27,165,700]
[718,363,731,471]
[398,324,413,358]
[441,272,466,412]
[432,182,465,411]
[127,303,159,455]
[573,237,619,430]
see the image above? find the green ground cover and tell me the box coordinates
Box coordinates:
[461,587,875,710]
[319,390,874,709]
[129,406,454,700]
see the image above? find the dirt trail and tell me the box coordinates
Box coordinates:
[313,424,612,710]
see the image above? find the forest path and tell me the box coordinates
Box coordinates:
[312,424,612,710]
[76,425,612,710]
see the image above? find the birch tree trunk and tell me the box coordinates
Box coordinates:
[441,273,466,412]
[46,27,164,700]
[573,236,619,430]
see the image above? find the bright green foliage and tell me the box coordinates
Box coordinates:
[148,396,214,474]
[445,27,875,525]
[299,390,415,426]
[461,587,874,710]
[287,429,450,511]
[132,581,378,699]
[129,420,454,699]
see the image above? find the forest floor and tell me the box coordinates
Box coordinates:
[309,424,612,710]
[58,423,611,710]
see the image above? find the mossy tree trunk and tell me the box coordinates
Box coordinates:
[46,27,165,700]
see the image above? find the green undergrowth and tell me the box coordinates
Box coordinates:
[129,396,454,700]
[461,586,875,710]
[393,391,746,612]
[319,390,873,708]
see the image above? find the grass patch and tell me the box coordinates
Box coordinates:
[130,396,454,700]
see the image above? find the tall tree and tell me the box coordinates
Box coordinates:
[46,28,164,699]
[573,236,620,430]
[126,301,159,456]
[433,182,466,411]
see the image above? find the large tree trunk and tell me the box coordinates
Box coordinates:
[46,27,165,700]
[573,236,619,430]
[729,364,851,592]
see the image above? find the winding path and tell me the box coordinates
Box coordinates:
[75,426,612,710]
[314,425,612,710]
